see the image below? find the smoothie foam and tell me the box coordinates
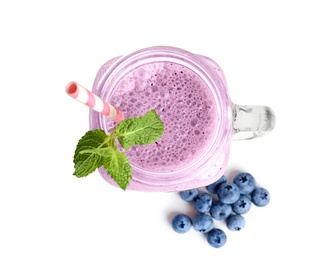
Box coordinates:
[104,62,218,173]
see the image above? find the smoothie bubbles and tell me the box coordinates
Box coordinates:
[85,46,275,191]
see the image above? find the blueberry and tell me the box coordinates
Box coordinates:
[207,228,227,248]
[179,188,199,202]
[206,175,227,194]
[226,214,245,231]
[210,200,232,221]
[251,187,270,207]
[194,192,213,213]
[216,182,240,204]
[192,213,214,233]
[232,194,252,214]
[171,214,192,234]
[233,172,256,195]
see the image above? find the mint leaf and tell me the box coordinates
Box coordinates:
[79,146,132,190]
[116,109,165,149]
[73,129,111,177]
[102,148,132,190]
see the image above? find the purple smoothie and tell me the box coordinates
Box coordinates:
[90,47,232,191]
[106,62,218,172]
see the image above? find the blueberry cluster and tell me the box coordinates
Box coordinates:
[171,172,270,248]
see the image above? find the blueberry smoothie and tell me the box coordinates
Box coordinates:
[107,62,217,172]
[90,47,232,191]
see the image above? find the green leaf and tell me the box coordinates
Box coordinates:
[79,146,132,190]
[73,130,111,178]
[71,109,164,190]
[101,148,132,190]
[116,109,165,149]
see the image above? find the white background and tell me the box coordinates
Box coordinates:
[1,1,322,259]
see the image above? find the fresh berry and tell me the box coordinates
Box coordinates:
[232,194,252,214]
[210,200,232,221]
[216,182,240,204]
[207,228,227,248]
[251,187,270,207]
[171,214,192,234]
[179,188,199,202]
[206,175,227,194]
[192,213,214,233]
[233,172,256,195]
[226,214,245,231]
[172,171,270,247]
[194,192,213,213]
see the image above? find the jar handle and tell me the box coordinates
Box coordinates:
[232,104,276,140]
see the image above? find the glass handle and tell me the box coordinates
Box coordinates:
[232,104,276,140]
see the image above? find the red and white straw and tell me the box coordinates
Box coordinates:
[66,81,124,123]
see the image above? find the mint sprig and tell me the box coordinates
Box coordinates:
[72,109,164,190]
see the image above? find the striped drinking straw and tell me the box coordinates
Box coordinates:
[65,81,124,123]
